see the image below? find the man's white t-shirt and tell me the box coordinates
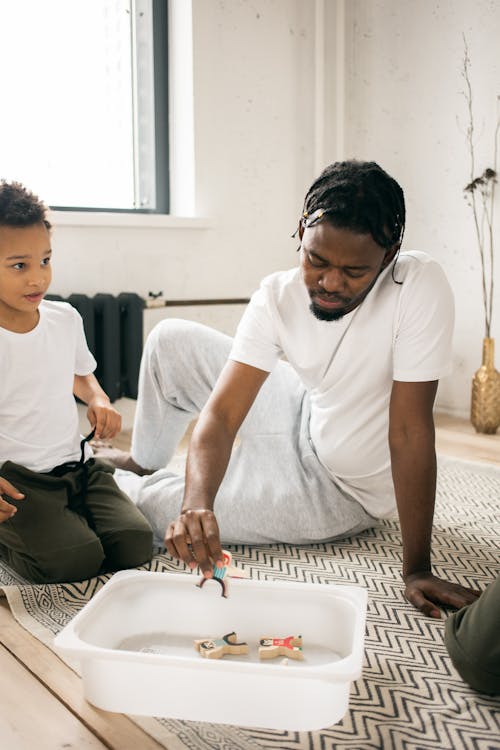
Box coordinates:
[229,251,454,518]
[0,300,97,473]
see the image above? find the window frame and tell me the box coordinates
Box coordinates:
[50,0,169,215]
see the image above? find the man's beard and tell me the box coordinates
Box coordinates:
[309,301,348,322]
[308,270,383,323]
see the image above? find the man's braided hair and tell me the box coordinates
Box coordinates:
[302,160,405,252]
[0,180,51,230]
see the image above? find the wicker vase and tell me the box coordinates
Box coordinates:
[470,338,500,434]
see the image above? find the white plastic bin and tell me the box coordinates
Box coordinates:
[54,570,367,730]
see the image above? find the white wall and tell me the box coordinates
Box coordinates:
[50,0,499,418]
[339,0,500,417]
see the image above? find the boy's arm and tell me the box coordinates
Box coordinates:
[0,477,24,523]
[73,373,121,440]
[389,379,480,617]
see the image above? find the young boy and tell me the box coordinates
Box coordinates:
[0,181,153,583]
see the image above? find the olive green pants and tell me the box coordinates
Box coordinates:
[0,458,153,583]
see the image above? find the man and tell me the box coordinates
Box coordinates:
[111,160,479,617]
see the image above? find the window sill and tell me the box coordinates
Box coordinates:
[49,210,212,230]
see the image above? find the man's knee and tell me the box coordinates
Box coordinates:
[147,318,202,352]
[146,318,231,361]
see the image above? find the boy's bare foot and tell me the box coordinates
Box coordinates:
[91,446,153,476]
[89,437,114,450]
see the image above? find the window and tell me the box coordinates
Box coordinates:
[0,0,168,213]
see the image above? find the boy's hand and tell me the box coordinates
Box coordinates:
[87,397,122,440]
[0,477,24,523]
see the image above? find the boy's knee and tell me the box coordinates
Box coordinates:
[102,526,154,571]
[8,538,105,584]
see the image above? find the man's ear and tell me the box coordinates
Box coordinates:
[381,242,400,269]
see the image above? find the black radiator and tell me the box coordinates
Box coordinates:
[45,293,145,402]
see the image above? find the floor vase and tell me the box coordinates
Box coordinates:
[470,337,500,434]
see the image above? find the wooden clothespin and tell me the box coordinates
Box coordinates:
[258,635,304,660]
[197,550,249,597]
[194,631,249,660]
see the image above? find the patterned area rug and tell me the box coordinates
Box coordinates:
[1,455,499,750]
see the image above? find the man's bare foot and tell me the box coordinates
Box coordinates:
[91,446,153,476]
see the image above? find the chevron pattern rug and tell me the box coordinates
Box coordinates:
[1,456,499,750]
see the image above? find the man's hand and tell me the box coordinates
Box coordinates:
[404,571,481,618]
[165,362,268,578]
[86,397,122,440]
[165,509,224,578]
[0,476,24,523]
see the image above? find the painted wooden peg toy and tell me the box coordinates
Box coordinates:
[194,631,249,660]
[196,550,248,597]
[258,635,304,660]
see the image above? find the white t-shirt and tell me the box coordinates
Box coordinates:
[229,251,454,518]
[0,300,97,472]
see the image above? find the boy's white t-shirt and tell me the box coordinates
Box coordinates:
[0,300,97,473]
[229,251,454,518]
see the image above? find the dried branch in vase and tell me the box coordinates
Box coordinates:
[461,35,499,338]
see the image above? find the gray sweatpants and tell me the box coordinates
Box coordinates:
[116,319,376,546]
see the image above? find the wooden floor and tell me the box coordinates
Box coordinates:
[0,414,498,750]
[434,412,500,464]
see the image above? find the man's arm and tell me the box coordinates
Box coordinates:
[389,380,480,617]
[73,373,121,440]
[165,359,269,577]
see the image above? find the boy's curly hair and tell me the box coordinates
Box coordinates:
[0,180,51,230]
